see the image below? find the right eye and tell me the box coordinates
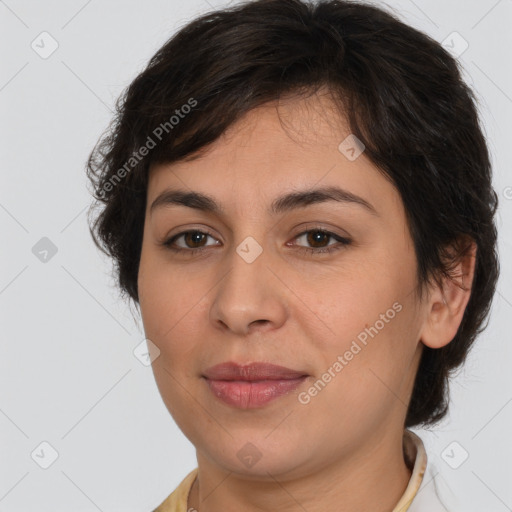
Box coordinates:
[161,230,220,253]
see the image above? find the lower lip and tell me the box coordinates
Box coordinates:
[204,377,307,409]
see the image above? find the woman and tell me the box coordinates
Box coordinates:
[86,0,499,510]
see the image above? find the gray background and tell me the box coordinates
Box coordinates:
[1,0,511,510]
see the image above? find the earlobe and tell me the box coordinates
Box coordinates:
[420,238,477,350]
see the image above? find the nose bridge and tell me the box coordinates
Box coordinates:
[209,230,287,334]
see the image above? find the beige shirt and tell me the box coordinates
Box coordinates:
[153,430,453,511]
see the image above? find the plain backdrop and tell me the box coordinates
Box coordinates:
[1,0,511,510]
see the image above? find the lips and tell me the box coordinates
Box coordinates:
[202,362,309,409]
[202,361,308,381]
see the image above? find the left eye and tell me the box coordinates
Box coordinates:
[290,229,351,254]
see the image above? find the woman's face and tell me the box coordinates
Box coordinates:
[138,92,427,478]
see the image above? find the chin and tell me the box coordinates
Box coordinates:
[200,437,314,480]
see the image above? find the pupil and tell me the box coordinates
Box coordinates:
[308,231,327,247]
[188,231,204,247]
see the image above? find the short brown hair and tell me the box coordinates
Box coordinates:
[86,0,499,427]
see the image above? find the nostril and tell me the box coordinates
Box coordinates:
[249,319,270,329]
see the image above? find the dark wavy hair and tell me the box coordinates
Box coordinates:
[86,0,499,428]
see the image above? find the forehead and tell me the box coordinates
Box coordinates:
[147,93,401,218]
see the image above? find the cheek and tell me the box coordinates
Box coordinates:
[138,257,214,389]
[293,247,420,397]
[314,288,421,424]
[139,259,207,423]
[138,248,192,339]
[292,253,415,348]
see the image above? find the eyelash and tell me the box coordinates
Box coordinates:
[161,228,351,256]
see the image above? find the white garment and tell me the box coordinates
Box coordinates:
[400,430,457,512]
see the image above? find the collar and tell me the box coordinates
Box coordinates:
[392,429,428,511]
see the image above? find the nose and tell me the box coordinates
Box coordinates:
[209,240,288,337]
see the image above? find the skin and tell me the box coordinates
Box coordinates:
[137,89,476,512]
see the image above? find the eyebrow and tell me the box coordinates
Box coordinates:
[149,186,378,217]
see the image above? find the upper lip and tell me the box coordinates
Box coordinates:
[203,362,308,381]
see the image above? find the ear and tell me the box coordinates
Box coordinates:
[420,237,477,349]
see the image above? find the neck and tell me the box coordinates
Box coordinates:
[188,428,413,512]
